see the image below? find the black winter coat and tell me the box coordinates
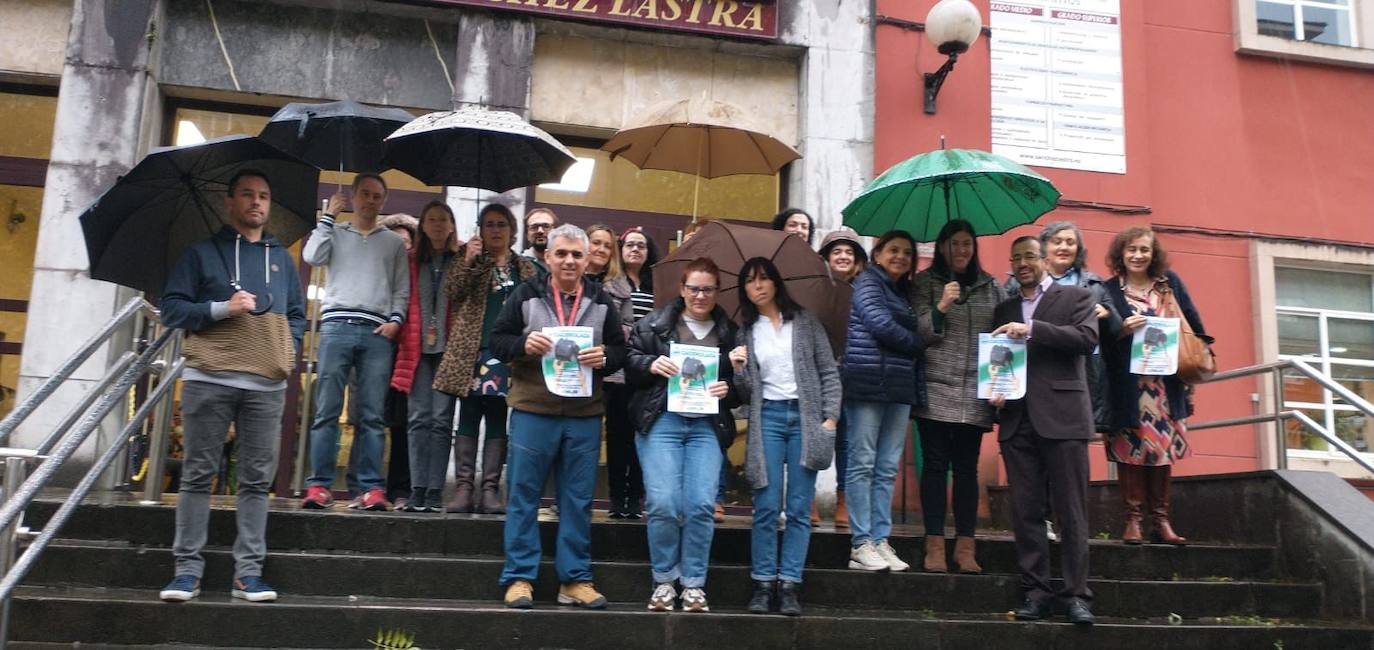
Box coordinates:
[625,299,740,445]
[1101,271,1206,431]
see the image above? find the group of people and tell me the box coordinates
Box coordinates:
[156,169,1207,625]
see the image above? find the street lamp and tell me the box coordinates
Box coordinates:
[923,0,983,115]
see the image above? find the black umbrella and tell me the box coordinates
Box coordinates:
[382,107,577,191]
[80,135,320,296]
[259,100,415,174]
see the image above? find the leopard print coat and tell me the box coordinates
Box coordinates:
[432,251,538,397]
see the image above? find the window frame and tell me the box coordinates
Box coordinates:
[1236,0,1374,69]
[1256,0,1360,47]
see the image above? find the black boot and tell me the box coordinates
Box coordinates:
[777,581,802,617]
[747,580,775,614]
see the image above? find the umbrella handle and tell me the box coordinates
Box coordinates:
[231,281,277,316]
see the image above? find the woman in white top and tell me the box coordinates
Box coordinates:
[729,257,842,617]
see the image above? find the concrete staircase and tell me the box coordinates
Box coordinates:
[10,487,1374,649]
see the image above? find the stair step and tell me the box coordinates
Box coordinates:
[26,498,1279,580]
[12,585,1372,650]
[26,541,1322,619]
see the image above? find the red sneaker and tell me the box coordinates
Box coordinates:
[358,488,392,512]
[301,485,334,509]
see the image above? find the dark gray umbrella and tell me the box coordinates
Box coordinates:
[259,100,415,173]
[79,135,320,295]
[382,107,576,191]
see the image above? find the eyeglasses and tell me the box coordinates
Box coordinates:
[683,285,718,296]
[622,241,648,250]
[527,223,553,231]
[1009,254,1044,264]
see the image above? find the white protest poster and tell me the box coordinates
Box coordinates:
[978,333,1028,400]
[541,326,594,397]
[667,343,720,415]
[1130,317,1179,376]
[990,0,1126,174]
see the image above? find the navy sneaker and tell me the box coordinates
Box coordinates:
[159,574,200,602]
[231,576,279,602]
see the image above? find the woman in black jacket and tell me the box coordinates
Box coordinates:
[1100,227,1205,546]
[624,258,737,613]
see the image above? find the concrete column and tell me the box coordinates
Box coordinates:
[447,12,537,242]
[781,1,876,508]
[784,1,876,235]
[14,0,163,480]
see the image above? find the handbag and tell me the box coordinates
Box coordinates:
[1157,283,1216,384]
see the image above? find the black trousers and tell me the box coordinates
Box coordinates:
[1000,413,1092,604]
[603,383,643,505]
[917,419,986,537]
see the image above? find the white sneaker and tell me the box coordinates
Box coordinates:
[648,582,677,612]
[848,541,889,571]
[680,587,710,612]
[1046,520,1060,543]
[875,539,910,572]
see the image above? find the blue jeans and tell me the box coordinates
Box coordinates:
[308,320,395,491]
[500,410,600,586]
[751,400,817,584]
[844,399,911,546]
[407,354,455,491]
[636,413,722,588]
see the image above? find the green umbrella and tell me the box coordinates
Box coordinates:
[842,148,1061,242]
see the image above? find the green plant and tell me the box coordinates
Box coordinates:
[1215,615,1280,626]
[1274,641,1285,650]
[1200,576,1235,582]
[1095,531,1111,540]
[369,628,418,650]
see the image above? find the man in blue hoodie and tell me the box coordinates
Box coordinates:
[158,169,306,604]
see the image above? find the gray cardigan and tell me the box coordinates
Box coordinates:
[735,310,843,490]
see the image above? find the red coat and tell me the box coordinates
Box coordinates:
[389,255,423,393]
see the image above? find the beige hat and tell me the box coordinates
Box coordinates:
[818,227,867,263]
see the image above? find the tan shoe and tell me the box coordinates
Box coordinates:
[504,580,533,609]
[810,501,821,526]
[833,492,849,529]
[923,535,948,573]
[714,503,725,523]
[953,536,982,574]
[557,581,608,609]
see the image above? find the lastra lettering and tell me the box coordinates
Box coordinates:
[685,0,705,23]
[660,0,683,20]
[609,0,633,16]
[543,0,571,8]
[570,0,597,12]
[708,0,739,27]
[630,0,657,19]
[736,3,763,31]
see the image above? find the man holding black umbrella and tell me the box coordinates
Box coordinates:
[158,169,306,603]
[300,173,410,511]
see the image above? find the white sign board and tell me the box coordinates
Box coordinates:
[990,0,1125,174]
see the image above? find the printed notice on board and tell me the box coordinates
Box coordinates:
[978,334,1028,400]
[666,343,720,415]
[990,0,1126,174]
[1130,317,1179,376]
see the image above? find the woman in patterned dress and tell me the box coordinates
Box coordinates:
[1100,227,1207,545]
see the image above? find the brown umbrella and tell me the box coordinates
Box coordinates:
[601,97,801,218]
[652,221,852,351]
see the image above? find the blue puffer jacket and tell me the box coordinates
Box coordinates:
[841,265,925,406]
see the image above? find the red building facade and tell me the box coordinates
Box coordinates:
[874,0,1374,488]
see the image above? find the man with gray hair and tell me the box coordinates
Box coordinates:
[489,224,627,610]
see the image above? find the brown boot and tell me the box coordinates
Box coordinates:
[1146,465,1188,545]
[833,492,849,530]
[953,536,982,574]
[445,436,478,513]
[1117,463,1146,545]
[811,500,821,526]
[479,438,508,514]
[922,535,948,573]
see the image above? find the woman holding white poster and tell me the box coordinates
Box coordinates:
[624,258,738,614]
[1101,227,1207,546]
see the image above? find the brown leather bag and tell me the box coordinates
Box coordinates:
[1158,283,1216,384]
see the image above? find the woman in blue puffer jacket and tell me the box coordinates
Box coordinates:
[841,229,925,574]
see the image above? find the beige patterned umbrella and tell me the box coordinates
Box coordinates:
[601,97,801,218]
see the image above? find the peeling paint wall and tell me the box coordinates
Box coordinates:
[0,0,74,79]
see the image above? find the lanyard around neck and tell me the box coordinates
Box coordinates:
[550,277,583,327]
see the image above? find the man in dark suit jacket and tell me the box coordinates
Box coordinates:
[990,236,1099,626]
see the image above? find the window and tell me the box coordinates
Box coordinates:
[1275,265,1374,457]
[1257,0,1358,47]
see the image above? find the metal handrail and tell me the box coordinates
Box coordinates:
[0,299,184,649]
[0,298,151,446]
[1190,358,1374,477]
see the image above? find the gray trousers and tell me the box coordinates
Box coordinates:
[173,381,284,579]
[407,354,455,491]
